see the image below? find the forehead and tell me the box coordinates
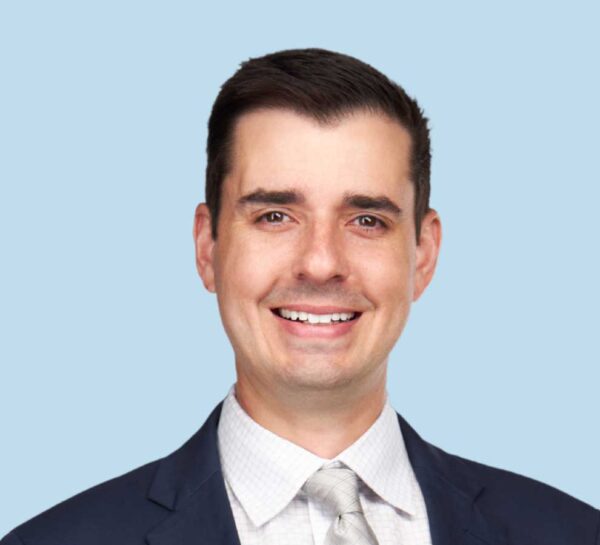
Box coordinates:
[224,108,413,203]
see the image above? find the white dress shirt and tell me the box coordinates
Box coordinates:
[217,386,432,545]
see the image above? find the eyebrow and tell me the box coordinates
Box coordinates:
[342,192,402,217]
[237,189,305,207]
[237,187,402,217]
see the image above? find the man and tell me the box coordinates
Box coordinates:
[2,48,598,545]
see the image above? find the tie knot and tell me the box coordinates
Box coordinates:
[302,467,362,516]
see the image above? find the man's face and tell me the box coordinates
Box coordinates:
[195,108,440,399]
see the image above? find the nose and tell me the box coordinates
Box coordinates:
[291,219,351,284]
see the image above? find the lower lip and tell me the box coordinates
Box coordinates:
[272,311,360,338]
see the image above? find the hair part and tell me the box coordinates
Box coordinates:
[205,48,431,241]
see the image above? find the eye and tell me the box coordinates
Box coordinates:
[255,211,291,225]
[353,215,387,230]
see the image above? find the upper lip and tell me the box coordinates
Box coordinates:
[271,304,361,314]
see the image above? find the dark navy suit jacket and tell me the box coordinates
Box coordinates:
[2,403,599,545]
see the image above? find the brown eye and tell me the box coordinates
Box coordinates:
[256,211,290,224]
[266,212,284,222]
[355,215,386,230]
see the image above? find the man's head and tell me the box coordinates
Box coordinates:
[205,48,431,242]
[194,48,441,411]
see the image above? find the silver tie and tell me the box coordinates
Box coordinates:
[302,466,379,545]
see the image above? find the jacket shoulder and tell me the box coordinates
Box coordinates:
[2,460,167,545]
[3,403,225,545]
[440,445,600,543]
[399,414,599,543]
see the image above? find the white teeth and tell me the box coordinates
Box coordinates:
[277,308,356,323]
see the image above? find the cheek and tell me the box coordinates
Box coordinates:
[215,235,287,303]
[351,243,414,300]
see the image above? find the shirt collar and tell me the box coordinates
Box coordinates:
[217,386,417,527]
[335,397,418,516]
[217,386,325,527]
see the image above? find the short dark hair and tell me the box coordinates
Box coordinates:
[205,48,431,241]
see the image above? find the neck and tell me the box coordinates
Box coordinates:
[234,371,387,459]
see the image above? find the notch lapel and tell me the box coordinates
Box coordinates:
[145,403,240,545]
[145,471,240,545]
[398,414,508,545]
[142,401,509,545]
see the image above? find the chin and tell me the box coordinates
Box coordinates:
[279,358,358,391]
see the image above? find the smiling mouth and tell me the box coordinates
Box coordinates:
[271,308,361,325]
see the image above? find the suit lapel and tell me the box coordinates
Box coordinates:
[398,414,508,545]
[142,401,508,545]
[145,403,240,545]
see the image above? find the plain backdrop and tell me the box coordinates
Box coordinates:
[1,0,598,534]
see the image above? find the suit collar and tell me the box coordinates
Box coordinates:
[145,402,240,545]
[147,403,223,510]
[144,402,506,545]
[398,414,508,545]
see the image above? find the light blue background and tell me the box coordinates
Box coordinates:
[1,0,598,534]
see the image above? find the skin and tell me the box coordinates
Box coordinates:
[194,108,441,458]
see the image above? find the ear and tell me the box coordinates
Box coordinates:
[413,209,442,301]
[193,203,217,293]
